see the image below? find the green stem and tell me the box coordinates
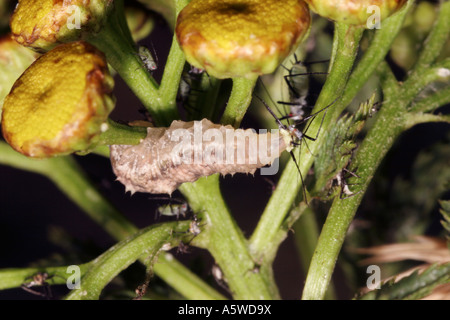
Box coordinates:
[301,62,401,300]
[66,222,189,300]
[192,76,222,121]
[302,96,406,300]
[249,23,363,261]
[292,207,336,300]
[338,0,413,112]
[156,34,185,125]
[400,58,450,106]
[155,252,227,300]
[412,0,450,74]
[156,0,189,115]
[220,77,257,127]
[410,87,450,113]
[401,58,450,105]
[98,119,147,146]
[0,264,90,291]
[293,207,319,278]
[404,113,450,129]
[86,1,167,124]
[180,175,277,299]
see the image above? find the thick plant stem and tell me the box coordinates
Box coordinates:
[301,11,450,295]
[302,95,406,300]
[220,77,257,128]
[155,34,185,123]
[155,252,227,300]
[249,23,363,261]
[301,64,401,300]
[293,207,320,278]
[88,0,189,126]
[0,142,222,300]
[180,175,277,299]
[293,207,336,300]
[154,0,190,126]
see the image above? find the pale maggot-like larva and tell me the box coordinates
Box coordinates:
[110,119,289,194]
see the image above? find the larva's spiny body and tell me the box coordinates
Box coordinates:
[110,119,288,194]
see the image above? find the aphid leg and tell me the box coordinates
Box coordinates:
[283,71,329,98]
[288,148,310,205]
[21,272,53,299]
[177,241,191,254]
[133,263,154,300]
[262,177,277,193]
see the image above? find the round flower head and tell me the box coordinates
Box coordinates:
[304,0,407,27]
[1,41,115,158]
[10,0,113,52]
[176,0,311,79]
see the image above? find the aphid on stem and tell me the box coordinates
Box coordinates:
[335,168,362,200]
[136,44,158,73]
[255,93,339,204]
[151,196,190,220]
[21,272,53,299]
[174,214,205,252]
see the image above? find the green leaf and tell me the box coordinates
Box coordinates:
[313,93,377,199]
[439,200,450,246]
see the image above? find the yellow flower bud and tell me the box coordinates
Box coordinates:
[10,0,114,52]
[1,41,114,158]
[304,0,407,27]
[176,0,311,79]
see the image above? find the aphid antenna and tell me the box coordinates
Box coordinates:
[284,71,329,97]
[256,78,292,126]
[288,53,330,66]
[150,195,184,204]
[148,41,158,66]
[254,94,310,204]
[282,54,329,99]
[255,94,341,205]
